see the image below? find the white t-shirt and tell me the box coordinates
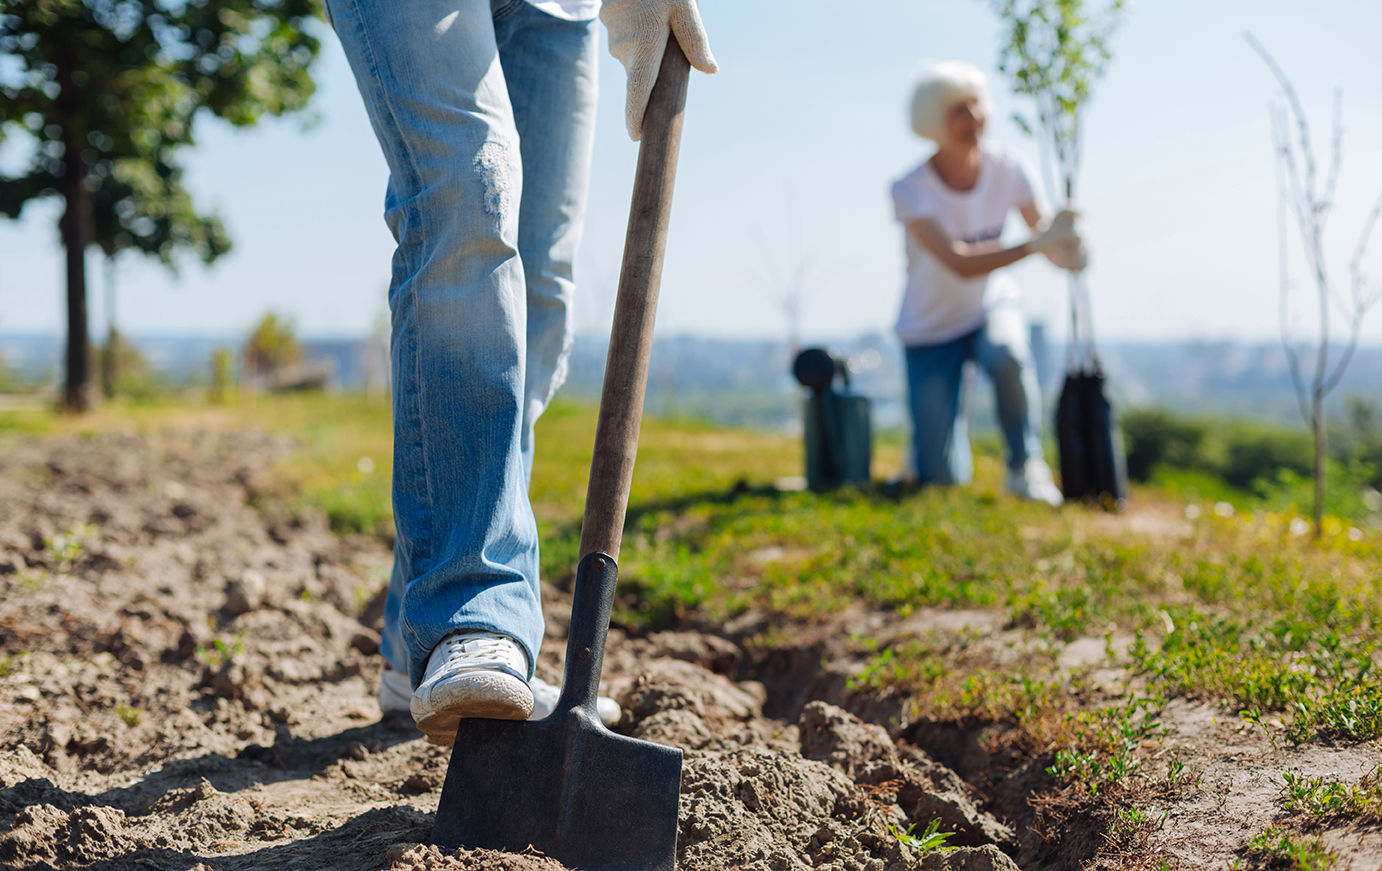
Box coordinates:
[891,144,1044,346]
[525,0,599,21]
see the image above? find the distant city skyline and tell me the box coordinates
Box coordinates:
[4,331,1379,433]
[2,0,1381,346]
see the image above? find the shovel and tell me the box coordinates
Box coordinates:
[429,33,693,871]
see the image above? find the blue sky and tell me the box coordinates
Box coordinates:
[2,0,1381,344]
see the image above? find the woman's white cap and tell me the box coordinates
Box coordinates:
[909,60,992,142]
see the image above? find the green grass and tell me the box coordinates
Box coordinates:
[1245,826,1339,870]
[7,394,1381,755]
[1281,768,1382,826]
[114,704,144,728]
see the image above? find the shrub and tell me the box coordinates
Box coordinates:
[1123,408,1208,482]
[1217,420,1313,490]
[1121,407,1314,489]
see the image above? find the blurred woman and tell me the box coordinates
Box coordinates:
[892,60,1084,504]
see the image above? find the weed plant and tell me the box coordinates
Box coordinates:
[1281,768,1382,826]
[1244,825,1338,870]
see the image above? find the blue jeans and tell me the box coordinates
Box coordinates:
[905,306,1045,485]
[327,0,598,687]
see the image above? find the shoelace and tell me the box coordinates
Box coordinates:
[443,633,523,674]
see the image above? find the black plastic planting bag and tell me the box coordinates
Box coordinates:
[1055,370,1128,509]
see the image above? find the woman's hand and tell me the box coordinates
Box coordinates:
[601,0,717,141]
[1028,208,1082,252]
[1044,238,1090,272]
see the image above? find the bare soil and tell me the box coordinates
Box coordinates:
[0,431,1378,870]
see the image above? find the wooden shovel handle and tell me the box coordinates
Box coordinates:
[578,36,690,562]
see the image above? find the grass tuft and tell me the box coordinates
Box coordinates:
[1245,825,1339,870]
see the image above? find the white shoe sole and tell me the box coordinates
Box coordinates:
[411,671,534,746]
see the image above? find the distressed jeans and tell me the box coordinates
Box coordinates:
[327,0,598,687]
[905,306,1045,485]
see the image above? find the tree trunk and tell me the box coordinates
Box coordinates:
[56,41,92,414]
[1313,394,1326,538]
[61,147,92,413]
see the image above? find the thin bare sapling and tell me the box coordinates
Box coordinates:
[1248,34,1382,537]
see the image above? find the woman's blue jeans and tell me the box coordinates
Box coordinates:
[326,0,598,687]
[905,306,1045,485]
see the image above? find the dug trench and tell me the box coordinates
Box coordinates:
[0,430,1375,871]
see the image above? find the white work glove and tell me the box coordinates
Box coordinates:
[1045,236,1091,272]
[1028,208,1081,253]
[600,0,718,141]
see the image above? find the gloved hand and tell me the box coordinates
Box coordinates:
[600,0,717,141]
[1045,237,1090,272]
[1028,208,1081,252]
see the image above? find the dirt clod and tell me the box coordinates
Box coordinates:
[800,700,898,778]
[921,845,1022,871]
[385,844,569,871]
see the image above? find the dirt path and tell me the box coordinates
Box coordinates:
[0,431,1377,870]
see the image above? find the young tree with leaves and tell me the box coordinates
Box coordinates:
[988,0,1126,506]
[0,0,322,411]
[990,0,1125,205]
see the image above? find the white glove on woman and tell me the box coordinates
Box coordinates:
[1028,208,1081,252]
[1045,237,1091,272]
[600,0,717,141]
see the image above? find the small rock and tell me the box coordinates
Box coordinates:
[224,569,267,616]
[193,778,217,802]
[350,629,381,656]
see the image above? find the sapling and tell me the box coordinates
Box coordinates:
[1248,34,1382,538]
[989,0,1126,371]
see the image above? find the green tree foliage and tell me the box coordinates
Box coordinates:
[245,312,299,383]
[989,0,1125,202]
[0,0,322,411]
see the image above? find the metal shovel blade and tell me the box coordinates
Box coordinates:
[431,553,683,871]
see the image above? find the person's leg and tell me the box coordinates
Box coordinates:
[492,2,599,483]
[977,306,1061,505]
[905,333,974,485]
[975,306,1044,471]
[327,0,543,691]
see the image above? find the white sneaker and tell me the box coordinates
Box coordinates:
[410,631,534,746]
[529,676,623,727]
[378,661,411,713]
[1007,459,1064,507]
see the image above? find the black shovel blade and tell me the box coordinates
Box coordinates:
[431,552,683,871]
[431,711,682,871]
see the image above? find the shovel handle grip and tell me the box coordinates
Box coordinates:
[578,35,690,562]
